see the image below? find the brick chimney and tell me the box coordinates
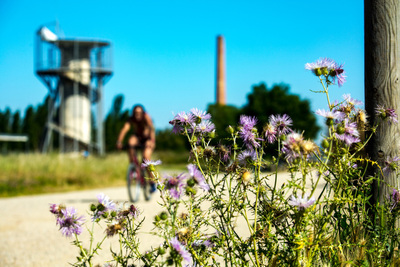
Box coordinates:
[216,35,226,105]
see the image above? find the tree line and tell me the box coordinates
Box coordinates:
[0,82,319,153]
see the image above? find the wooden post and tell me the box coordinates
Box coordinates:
[365,0,400,203]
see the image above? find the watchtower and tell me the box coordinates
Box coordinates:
[34,24,113,155]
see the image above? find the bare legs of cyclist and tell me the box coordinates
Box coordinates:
[128,135,157,193]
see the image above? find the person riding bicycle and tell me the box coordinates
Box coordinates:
[116,104,157,193]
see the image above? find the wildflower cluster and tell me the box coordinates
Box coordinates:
[169,108,215,137]
[50,204,84,237]
[52,58,400,266]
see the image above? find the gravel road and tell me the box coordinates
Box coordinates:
[0,172,322,267]
[0,186,167,267]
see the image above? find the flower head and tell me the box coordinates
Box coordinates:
[263,123,277,144]
[93,193,117,220]
[49,203,64,215]
[335,119,360,146]
[169,111,196,134]
[217,144,231,162]
[383,156,400,177]
[315,109,345,124]
[190,108,211,122]
[288,194,316,210]
[187,164,209,191]
[169,237,192,264]
[238,115,260,149]
[305,58,336,76]
[269,114,292,136]
[239,115,257,130]
[281,132,317,162]
[57,206,85,237]
[142,159,162,170]
[375,105,398,124]
[194,120,215,134]
[305,58,346,86]
[330,62,347,87]
[389,188,400,211]
[163,173,187,199]
[237,149,257,166]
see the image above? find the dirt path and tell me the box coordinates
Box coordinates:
[0,186,167,267]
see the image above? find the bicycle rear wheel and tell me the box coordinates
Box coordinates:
[127,164,141,203]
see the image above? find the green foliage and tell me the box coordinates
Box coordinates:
[156,128,189,151]
[242,83,320,140]
[207,103,241,141]
[105,94,130,152]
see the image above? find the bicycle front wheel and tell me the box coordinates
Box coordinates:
[127,164,141,203]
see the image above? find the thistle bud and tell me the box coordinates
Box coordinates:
[187,178,196,187]
[321,67,329,76]
[158,247,166,255]
[321,139,330,149]
[227,125,234,134]
[160,211,168,220]
[147,165,155,172]
[336,125,345,135]
[208,131,216,138]
[90,204,97,212]
[325,118,333,126]
[313,68,322,76]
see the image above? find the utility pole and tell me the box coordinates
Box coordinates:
[365,0,400,203]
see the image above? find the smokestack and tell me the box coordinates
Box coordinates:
[216,35,226,105]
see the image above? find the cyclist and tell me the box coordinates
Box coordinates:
[116,104,157,193]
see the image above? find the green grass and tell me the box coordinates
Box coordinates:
[0,150,189,197]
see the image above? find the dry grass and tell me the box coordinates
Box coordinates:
[0,150,188,197]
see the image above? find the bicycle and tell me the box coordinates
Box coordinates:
[125,145,152,203]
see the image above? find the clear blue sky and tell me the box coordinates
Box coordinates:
[0,0,364,133]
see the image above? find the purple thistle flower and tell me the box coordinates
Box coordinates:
[331,62,347,87]
[288,194,316,210]
[305,58,336,75]
[389,188,400,211]
[337,134,361,146]
[315,109,345,122]
[194,120,215,134]
[282,132,303,162]
[264,123,277,144]
[238,115,260,149]
[217,144,231,162]
[383,156,400,177]
[170,237,192,264]
[169,111,196,134]
[57,207,85,237]
[269,114,292,136]
[306,58,346,86]
[237,149,257,166]
[375,105,398,124]
[175,111,196,125]
[239,127,261,149]
[335,119,360,146]
[49,203,62,215]
[93,193,117,220]
[142,159,162,168]
[190,108,211,121]
[343,94,363,107]
[164,173,187,199]
[239,115,258,130]
[187,164,209,192]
